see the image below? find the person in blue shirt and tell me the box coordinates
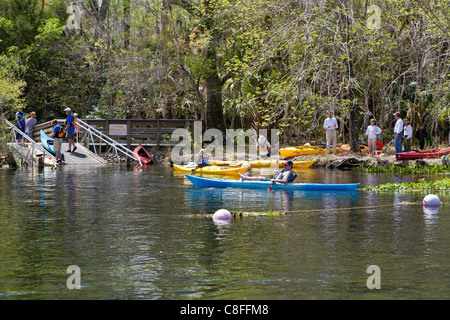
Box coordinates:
[15,107,26,143]
[64,107,77,153]
[50,120,64,163]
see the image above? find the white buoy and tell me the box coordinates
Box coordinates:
[213,209,232,221]
[423,194,440,207]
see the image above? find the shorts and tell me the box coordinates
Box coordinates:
[53,138,62,152]
[66,130,75,139]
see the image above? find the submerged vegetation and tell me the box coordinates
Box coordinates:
[363,178,450,192]
[360,162,450,175]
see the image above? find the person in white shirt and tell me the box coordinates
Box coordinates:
[403,119,412,151]
[393,111,403,153]
[256,135,271,158]
[365,119,382,154]
[323,111,338,155]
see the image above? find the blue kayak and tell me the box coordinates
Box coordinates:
[40,129,64,160]
[185,174,360,191]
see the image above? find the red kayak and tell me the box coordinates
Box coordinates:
[396,147,450,161]
[134,144,153,165]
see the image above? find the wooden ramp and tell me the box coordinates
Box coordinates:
[9,142,107,166]
[60,142,107,165]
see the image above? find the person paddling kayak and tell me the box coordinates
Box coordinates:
[239,160,297,184]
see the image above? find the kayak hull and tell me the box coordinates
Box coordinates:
[185,174,360,191]
[40,129,64,160]
[209,159,316,169]
[173,164,248,176]
[134,144,153,165]
[396,147,450,161]
[280,146,347,157]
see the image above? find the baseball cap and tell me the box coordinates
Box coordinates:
[282,160,294,166]
[64,107,71,112]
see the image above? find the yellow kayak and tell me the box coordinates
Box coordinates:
[173,164,248,176]
[250,159,316,169]
[210,159,316,169]
[279,146,348,157]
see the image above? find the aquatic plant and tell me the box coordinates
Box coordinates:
[363,178,450,192]
[360,162,450,175]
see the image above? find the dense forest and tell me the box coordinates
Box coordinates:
[0,0,449,150]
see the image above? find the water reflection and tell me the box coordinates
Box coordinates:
[1,166,450,299]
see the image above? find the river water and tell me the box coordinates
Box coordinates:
[0,164,448,300]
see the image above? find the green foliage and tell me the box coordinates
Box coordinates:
[0,0,449,143]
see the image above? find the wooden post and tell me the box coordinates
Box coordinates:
[156,120,161,148]
[126,120,131,167]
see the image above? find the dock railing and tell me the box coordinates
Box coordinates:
[76,119,143,167]
[3,119,57,168]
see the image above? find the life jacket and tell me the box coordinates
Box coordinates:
[55,125,64,138]
[65,115,74,129]
[274,169,297,183]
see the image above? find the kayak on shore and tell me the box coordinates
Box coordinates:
[173,163,248,176]
[185,174,361,191]
[280,144,348,157]
[209,159,316,169]
[396,147,450,161]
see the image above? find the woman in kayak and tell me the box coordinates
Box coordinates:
[239,160,297,184]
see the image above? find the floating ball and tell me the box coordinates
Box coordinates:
[423,194,440,207]
[213,209,232,221]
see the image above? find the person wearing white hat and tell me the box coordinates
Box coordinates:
[64,107,76,152]
[257,135,271,158]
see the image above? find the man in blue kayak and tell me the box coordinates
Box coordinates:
[64,107,77,153]
[239,160,297,184]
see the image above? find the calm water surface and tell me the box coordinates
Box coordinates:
[0,164,449,300]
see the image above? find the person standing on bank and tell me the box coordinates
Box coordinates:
[323,111,338,155]
[393,111,403,154]
[15,107,26,143]
[64,107,76,153]
[365,119,382,154]
[50,120,64,163]
[403,119,412,152]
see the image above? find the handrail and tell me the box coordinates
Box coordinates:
[3,119,57,168]
[76,119,142,167]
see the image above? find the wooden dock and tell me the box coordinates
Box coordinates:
[9,142,107,166]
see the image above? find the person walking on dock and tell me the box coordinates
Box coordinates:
[50,120,64,163]
[64,107,77,153]
[323,111,338,155]
[25,111,37,138]
[365,119,382,154]
[393,111,403,154]
[15,107,26,143]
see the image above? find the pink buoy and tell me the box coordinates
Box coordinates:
[213,209,232,221]
[423,194,440,207]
